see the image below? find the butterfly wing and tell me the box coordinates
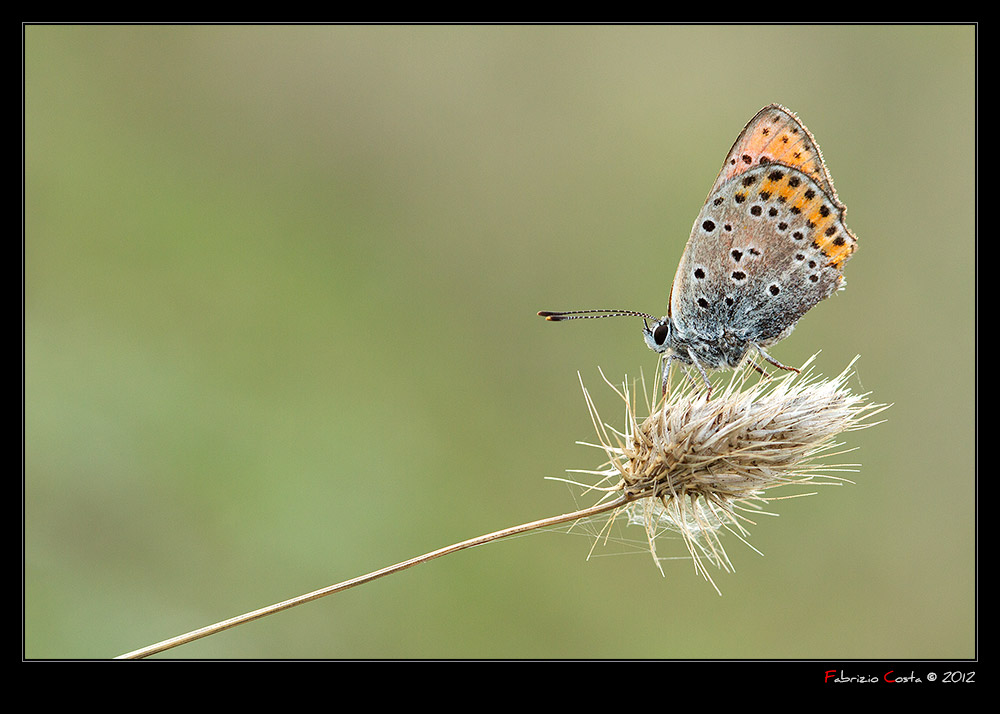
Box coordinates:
[669,106,857,356]
[709,103,840,200]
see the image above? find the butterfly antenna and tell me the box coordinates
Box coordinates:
[537,309,657,323]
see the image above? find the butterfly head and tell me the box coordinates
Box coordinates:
[642,316,672,355]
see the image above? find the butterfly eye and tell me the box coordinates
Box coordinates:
[653,322,670,346]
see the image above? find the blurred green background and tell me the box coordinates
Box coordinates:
[25,25,974,659]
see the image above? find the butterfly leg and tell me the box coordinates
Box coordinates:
[687,353,713,397]
[660,354,674,396]
[661,353,710,396]
[754,345,800,374]
[746,358,771,378]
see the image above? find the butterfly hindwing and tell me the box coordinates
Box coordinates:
[670,162,855,348]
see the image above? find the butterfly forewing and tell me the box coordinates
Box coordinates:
[710,104,839,202]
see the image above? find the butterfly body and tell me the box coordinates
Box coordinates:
[541,104,857,393]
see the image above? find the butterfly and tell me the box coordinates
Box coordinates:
[539,104,857,394]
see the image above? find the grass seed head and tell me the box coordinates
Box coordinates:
[577,356,886,593]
